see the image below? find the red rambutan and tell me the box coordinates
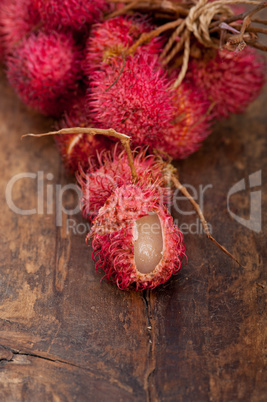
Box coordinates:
[33,0,109,31]
[187,47,266,119]
[89,53,175,148]
[6,30,82,116]
[89,184,185,290]
[55,97,111,173]
[84,16,162,76]
[0,0,40,56]
[78,147,169,222]
[90,52,213,159]
[156,82,213,159]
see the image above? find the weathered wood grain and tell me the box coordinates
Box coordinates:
[0,59,266,402]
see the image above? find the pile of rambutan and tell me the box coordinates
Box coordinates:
[1,0,266,290]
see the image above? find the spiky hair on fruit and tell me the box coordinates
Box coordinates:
[89,184,186,290]
[84,15,162,76]
[77,146,170,223]
[33,0,109,31]
[0,0,40,56]
[89,51,213,158]
[187,47,266,119]
[55,97,111,173]
[89,52,176,148]
[156,81,213,159]
[6,30,82,116]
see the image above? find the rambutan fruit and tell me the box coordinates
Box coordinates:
[55,97,111,173]
[78,147,169,223]
[84,16,162,75]
[0,0,40,56]
[6,31,82,116]
[90,53,175,148]
[89,184,185,290]
[187,47,266,119]
[33,0,109,31]
[90,52,213,159]
[156,82,213,159]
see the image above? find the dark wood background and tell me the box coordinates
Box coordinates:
[0,56,266,401]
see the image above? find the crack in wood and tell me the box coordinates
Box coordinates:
[0,343,133,394]
[0,344,82,366]
[142,290,157,402]
[0,345,14,362]
[53,167,71,293]
[0,318,13,324]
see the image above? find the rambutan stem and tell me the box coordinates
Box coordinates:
[171,175,243,268]
[172,33,190,89]
[247,41,267,51]
[108,0,189,18]
[251,18,267,25]
[23,127,138,181]
[210,1,267,29]
[116,0,267,86]
[127,19,183,56]
[107,0,140,19]
[121,139,139,183]
[105,54,126,92]
[233,25,267,35]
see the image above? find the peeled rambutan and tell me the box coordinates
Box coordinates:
[187,47,266,119]
[156,82,213,159]
[6,31,82,116]
[89,184,185,290]
[33,0,109,31]
[90,53,175,147]
[0,0,40,56]
[78,147,169,222]
[84,15,162,76]
[55,96,111,173]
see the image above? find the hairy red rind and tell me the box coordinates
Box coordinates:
[78,146,170,223]
[6,31,82,116]
[89,184,186,290]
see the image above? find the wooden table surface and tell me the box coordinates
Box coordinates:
[0,60,266,402]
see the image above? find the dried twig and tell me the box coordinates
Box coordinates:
[105,54,126,92]
[172,175,243,268]
[127,19,183,56]
[107,0,140,19]
[252,17,267,25]
[23,128,138,182]
[109,0,267,88]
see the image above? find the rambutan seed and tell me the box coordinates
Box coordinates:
[89,184,186,290]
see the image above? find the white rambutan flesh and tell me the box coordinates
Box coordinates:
[89,184,186,290]
[134,214,163,274]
